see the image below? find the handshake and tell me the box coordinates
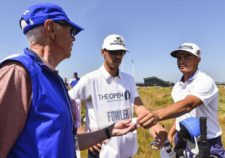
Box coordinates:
[111,107,167,143]
[84,106,167,156]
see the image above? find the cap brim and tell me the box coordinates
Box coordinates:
[170,49,194,58]
[103,46,129,52]
[68,20,84,35]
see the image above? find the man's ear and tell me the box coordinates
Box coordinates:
[101,49,105,57]
[44,19,56,40]
[196,57,201,63]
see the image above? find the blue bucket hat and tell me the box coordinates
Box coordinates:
[19,3,83,35]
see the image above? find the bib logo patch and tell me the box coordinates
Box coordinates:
[98,90,131,102]
[124,90,130,101]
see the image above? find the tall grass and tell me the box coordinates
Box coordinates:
[80,86,225,158]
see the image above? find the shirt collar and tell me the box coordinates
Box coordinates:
[100,65,121,80]
[25,48,57,72]
[179,69,199,85]
[42,59,56,71]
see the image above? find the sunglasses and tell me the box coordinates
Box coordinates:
[55,21,76,38]
[105,49,126,56]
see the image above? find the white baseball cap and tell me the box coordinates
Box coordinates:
[102,34,128,51]
[170,43,201,58]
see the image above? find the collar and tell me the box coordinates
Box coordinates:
[100,65,121,80]
[179,69,200,85]
[42,59,56,71]
[24,48,57,72]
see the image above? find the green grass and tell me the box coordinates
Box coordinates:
[80,86,225,158]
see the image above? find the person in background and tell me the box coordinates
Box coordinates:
[0,3,137,158]
[153,43,225,157]
[69,34,167,158]
[69,72,80,88]
[64,77,70,90]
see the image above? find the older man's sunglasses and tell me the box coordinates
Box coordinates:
[55,21,76,38]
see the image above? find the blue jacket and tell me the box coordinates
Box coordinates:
[1,48,76,158]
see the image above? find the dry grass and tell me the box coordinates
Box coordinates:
[80,86,225,158]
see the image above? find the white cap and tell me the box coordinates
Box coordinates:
[102,34,128,51]
[170,42,201,58]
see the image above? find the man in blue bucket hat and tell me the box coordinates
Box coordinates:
[0,3,137,158]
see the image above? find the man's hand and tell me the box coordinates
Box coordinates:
[109,119,137,137]
[88,143,102,156]
[136,106,158,129]
[87,119,137,155]
[77,119,136,150]
[150,123,168,148]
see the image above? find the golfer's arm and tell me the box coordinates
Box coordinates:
[153,95,203,121]
[0,62,31,158]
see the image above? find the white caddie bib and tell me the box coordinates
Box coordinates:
[97,106,132,128]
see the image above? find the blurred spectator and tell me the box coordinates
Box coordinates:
[64,77,70,90]
[69,72,80,88]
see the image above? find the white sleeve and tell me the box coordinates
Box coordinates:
[68,76,91,101]
[130,77,139,102]
[189,77,218,106]
[171,84,177,102]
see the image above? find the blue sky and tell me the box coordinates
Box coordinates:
[1,0,225,83]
